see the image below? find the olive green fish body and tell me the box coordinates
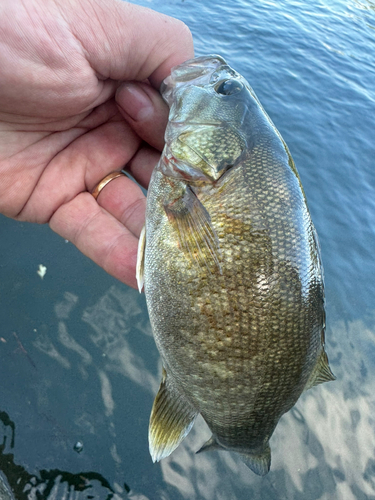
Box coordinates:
[139,56,334,475]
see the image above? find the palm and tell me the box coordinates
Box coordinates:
[0,0,193,288]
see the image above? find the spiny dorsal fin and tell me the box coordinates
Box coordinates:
[136,225,146,293]
[239,444,271,476]
[304,349,336,391]
[149,368,198,462]
[164,186,221,274]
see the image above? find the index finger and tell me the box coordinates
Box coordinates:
[66,0,194,89]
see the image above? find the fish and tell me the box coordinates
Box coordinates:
[136,55,335,476]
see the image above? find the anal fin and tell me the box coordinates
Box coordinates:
[149,368,198,462]
[164,186,221,273]
[304,349,336,391]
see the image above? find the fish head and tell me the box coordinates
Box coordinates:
[159,55,253,184]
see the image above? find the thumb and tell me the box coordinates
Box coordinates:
[67,0,194,88]
[116,81,169,152]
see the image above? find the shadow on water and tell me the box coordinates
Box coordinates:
[0,410,120,500]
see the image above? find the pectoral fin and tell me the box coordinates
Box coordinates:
[304,349,336,391]
[239,444,271,476]
[136,225,146,293]
[149,368,198,462]
[164,186,221,273]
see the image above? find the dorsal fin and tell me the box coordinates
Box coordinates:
[149,368,198,462]
[304,349,336,391]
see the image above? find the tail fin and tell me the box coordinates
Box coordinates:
[239,444,271,476]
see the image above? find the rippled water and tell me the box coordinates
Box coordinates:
[0,0,374,499]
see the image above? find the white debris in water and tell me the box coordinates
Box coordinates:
[73,441,83,453]
[37,264,47,279]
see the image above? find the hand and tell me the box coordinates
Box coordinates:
[0,0,194,288]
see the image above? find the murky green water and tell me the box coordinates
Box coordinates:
[0,0,374,498]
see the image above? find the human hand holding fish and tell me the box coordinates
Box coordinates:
[0,0,335,476]
[0,0,193,288]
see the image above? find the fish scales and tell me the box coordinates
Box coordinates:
[137,55,334,475]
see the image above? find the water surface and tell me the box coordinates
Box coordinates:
[0,0,374,498]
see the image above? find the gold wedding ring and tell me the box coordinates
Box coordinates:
[91,171,126,200]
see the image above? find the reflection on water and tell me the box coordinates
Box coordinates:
[0,285,164,500]
[91,288,374,499]
[82,287,158,395]
[0,281,375,499]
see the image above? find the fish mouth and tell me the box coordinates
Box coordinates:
[161,55,232,106]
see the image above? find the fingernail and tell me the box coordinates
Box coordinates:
[117,83,153,121]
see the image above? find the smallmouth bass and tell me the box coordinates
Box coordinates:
[136,55,335,475]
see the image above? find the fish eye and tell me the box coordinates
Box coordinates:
[215,79,243,95]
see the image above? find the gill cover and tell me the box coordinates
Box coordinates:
[160,55,248,183]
